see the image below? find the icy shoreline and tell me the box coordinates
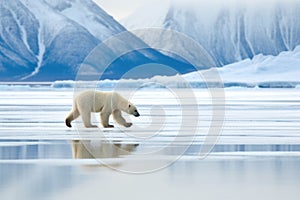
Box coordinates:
[0,80,300,90]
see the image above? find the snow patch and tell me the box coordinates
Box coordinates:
[21,26,46,81]
[9,8,32,54]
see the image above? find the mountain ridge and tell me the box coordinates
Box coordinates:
[0,0,194,81]
[122,0,300,67]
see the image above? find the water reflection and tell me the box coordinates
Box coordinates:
[177,144,300,156]
[0,161,85,200]
[0,140,72,159]
[0,140,300,200]
[71,140,139,159]
[0,140,299,161]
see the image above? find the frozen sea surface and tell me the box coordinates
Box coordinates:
[0,87,300,200]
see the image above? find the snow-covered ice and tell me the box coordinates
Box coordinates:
[0,86,300,200]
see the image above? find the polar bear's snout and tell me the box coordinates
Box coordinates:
[128,104,140,117]
[133,110,140,117]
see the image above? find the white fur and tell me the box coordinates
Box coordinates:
[65,90,139,128]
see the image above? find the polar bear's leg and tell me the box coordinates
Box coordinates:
[65,108,80,128]
[113,110,132,128]
[76,103,97,128]
[80,111,97,128]
[101,113,114,128]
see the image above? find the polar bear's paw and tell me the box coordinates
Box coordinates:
[66,119,72,128]
[85,124,98,128]
[104,124,114,128]
[125,123,133,128]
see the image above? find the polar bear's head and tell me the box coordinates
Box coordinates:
[127,103,140,117]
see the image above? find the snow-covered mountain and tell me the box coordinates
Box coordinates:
[0,0,193,81]
[51,45,300,89]
[122,0,300,67]
[44,0,125,40]
[0,0,98,81]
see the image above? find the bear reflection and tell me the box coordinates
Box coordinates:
[72,140,138,159]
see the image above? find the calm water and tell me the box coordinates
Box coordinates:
[0,88,300,200]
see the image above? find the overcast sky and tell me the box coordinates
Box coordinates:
[93,0,152,20]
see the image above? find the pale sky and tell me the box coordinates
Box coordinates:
[93,0,153,20]
[93,0,286,20]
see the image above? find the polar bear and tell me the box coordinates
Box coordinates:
[65,90,140,128]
